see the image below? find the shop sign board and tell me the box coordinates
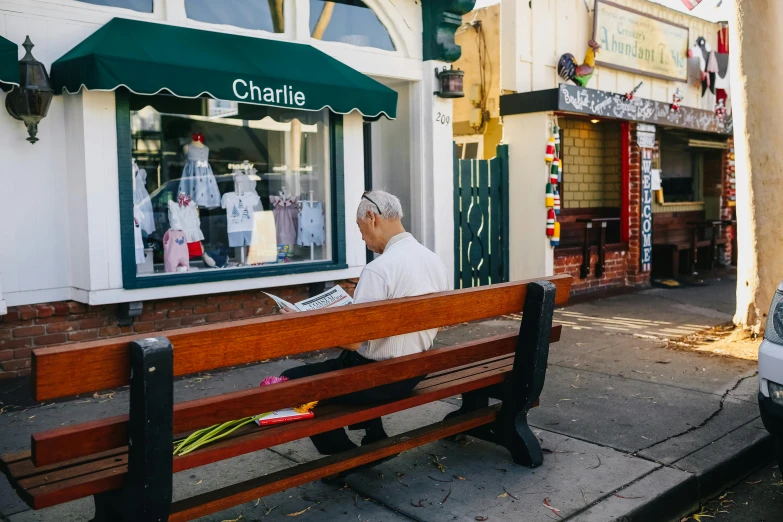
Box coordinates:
[641,148,653,272]
[594,0,690,82]
[556,84,732,134]
[637,131,656,148]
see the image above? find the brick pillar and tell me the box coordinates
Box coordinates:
[721,137,736,265]
[621,122,651,286]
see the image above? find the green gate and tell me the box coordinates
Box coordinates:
[453,144,510,288]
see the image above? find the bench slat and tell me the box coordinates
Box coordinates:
[7,447,127,482]
[32,275,571,401]
[33,328,560,467]
[168,405,500,522]
[20,366,512,509]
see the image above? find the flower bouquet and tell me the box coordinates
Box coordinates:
[173,375,317,456]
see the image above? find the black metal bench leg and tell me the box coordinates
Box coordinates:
[443,390,493,441]
[497,281,556,468]
[91,338,174,522]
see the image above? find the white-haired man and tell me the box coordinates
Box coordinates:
[281,190,449,456]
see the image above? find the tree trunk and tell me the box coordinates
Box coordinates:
[267,0,284,33]
[730,0,783,332]
[312,2,335,40]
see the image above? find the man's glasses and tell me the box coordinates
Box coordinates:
[362,192,382,215]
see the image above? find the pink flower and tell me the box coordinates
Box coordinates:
[260,375,289,386]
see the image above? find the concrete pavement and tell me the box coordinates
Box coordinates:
[0,275,773,521]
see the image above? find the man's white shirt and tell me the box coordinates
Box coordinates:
[353,232,449,360]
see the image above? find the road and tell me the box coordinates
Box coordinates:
[686,460,782,521]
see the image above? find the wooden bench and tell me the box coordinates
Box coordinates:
[0,275,571,521]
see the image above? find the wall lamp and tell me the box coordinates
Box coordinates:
[5,37,53,144]
[434,65,465,98]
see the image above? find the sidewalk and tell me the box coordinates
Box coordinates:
[0,275,769,522]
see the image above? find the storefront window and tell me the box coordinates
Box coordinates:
[130,95,332,277]
[186,0,285,33]
[310,0,395,51]
[76,0,152,11]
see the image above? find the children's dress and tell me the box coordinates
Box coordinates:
[168,198,205,242]
[178,145,221,209]
[297,201,326,246]
[269,194,298,246]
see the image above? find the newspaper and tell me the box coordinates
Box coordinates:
[264,285,354,312]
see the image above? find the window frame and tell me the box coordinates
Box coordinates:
[116,90,347,290]
[454,135,484,160]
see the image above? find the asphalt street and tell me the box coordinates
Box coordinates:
[686,461,782,521]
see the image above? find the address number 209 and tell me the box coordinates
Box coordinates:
[435,112,450,125]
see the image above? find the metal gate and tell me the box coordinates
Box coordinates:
[453,144,509,288]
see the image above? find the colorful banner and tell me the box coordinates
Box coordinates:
[594,0,690,82]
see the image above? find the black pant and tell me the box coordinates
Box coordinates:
[280,350,425,455]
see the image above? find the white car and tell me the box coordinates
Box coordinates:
[759,282,783,470]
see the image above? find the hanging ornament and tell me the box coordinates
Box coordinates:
[553,124,561,157]
[554,187,561,215]
[550,161,559,184]
[545,183,555,208]
[546,209,555,237]
[545,137,556,163]
[557,158,563,183]
[550,221,560,247]
[714,99,726,121]
[624,81,643,101]
[671,88,682,112]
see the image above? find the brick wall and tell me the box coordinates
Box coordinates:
[0,280,358,380]
[561,119,622,209]
[721,138,735,265]
[554,250,629,293]
[625,122,649,286]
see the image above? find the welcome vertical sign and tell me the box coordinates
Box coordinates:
[637,125,655,272]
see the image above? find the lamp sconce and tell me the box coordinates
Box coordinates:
[434,65,464,98]
[5,37,53,144]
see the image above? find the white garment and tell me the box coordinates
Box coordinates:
[133,168,155,235]
[133,205,145,265]
[221,192,261,233]
[354,232,449,361]
[297,201,326,246]
[168,200,205,242]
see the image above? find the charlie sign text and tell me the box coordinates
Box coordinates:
[594,0,689,82]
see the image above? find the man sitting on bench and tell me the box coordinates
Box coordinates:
[281,190,449,455]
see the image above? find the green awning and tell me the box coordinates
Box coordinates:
[0,35,19,91]
[51,18,397,119]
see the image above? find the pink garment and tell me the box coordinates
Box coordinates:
[163,229,189,272]
[269,195,299,246]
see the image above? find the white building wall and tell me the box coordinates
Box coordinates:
[501,0,722,111]
[0,0,455,306]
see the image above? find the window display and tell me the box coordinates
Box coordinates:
[130,95,332,277]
